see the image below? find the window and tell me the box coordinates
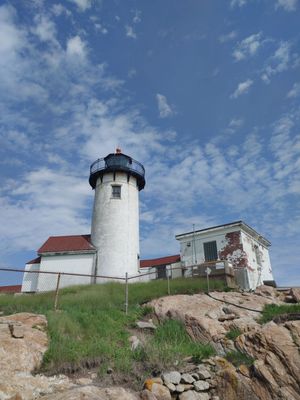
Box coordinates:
[111,185,121,198]
[203,241,218,262]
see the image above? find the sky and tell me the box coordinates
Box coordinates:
[0,0,299,286]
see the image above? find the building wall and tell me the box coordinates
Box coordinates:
[139,261,182,281]
[21,263,40,292]
[91,171,140,281]
[177,226,273,290]
[36,253,95,291]
[240,231,273,289]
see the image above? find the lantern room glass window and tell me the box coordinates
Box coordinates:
[111,185,121,198]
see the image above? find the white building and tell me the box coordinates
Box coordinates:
[176,221,274,290]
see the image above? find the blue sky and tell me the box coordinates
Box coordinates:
[0,0,299,286]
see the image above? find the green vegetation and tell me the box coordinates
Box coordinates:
[260,303,300,324]
[225,327,242,341]
[0,277,224,377]
[225,350,255,367]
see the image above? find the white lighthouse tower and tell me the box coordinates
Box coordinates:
[89,149,145,280]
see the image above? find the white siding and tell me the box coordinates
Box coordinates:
[37,253,95,292]
[21,263,40,292]
[240,231,273,290]
[91,172,141,281]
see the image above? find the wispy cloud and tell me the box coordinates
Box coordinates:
[233,33,263,61]
[287,82,300,98]
[219,31,237,43]
[275,0,298,11]
[156,94,174,118]
[230,0,248,7]
[261,41,291,83]
[67,0,92,12]
[66,35,87,58]
[231,79,253,98]
[125,25,137,39]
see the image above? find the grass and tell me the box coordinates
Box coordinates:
[260,303,300,324]
[225,350,255,368]
[225,327,242,341]
[0,277,224,377]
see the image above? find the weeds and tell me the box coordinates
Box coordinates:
[225,350,254,367]
[225,328,242,341]
[0,277,224,376]
[260,303,300,324]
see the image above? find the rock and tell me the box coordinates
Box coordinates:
[137,320,157,330]
[164,382,176,392]
[289,288,300,303]
[255,285,278,298]
[218,314,237,322]
[150,383,172,400]
[175,384,185,393]
[75,377,93,385]
[181,373,195,384]
[179,391,210,400]
[191,373,199,380]
[144,378,163,390]
[193,380,210,391]
[162,371,181,385]
[41,386,140,399]
[129,335,142,350]
[197,367,211,380]
[238,364,250,378]
[183,384,194,391]
[140,389,158,400]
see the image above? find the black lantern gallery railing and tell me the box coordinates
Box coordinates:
[89,153,145,190]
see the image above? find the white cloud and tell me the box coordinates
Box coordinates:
[66,35,87,58]
[156,94,174,118]
[276,0,298,11]
[125,25,137,39]
[287,82,300,98]
[230,0,247,7]
[31,14,57,43]
[261,41,291,83]
[132,9,142,24]
[233,33,262,61]
[52,4,72,17]
[231,79,253,98]
[219,31,237,43]
[68,0,92,12]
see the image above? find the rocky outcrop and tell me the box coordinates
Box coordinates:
[41,386,140,400]
[0,313,73,400]
[150,287,300,400]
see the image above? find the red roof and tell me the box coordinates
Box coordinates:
[26,256,41,264]
[140,255,180,268]
[0,285,22,293]
[38,235,95,254]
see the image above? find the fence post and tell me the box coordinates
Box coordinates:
[167,266,170,295]
[54,273,61,311]
[125,272,128,315]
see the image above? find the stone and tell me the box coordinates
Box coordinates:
[129,335,142,350]
[140,389,158,400]
[289,288,300,303]
[197,367,211,380]
[218,314,237,322]
[150,383,172,400]
[75,377,93,385]
[238,364,250,378]
[179,391,210,400]
[183,384,194,391]
[193,380,210,392]
[42,386,140,399]
[175,384,185,393]
[164,382,176,392]
[162,371,181,385]
[137,320,157,330]
[191,373,199,380]
[181,373,195,384]
[144,378,163,390]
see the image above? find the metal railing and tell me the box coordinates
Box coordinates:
[90,156,145,177]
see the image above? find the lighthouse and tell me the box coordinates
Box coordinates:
[89,149,145,280]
